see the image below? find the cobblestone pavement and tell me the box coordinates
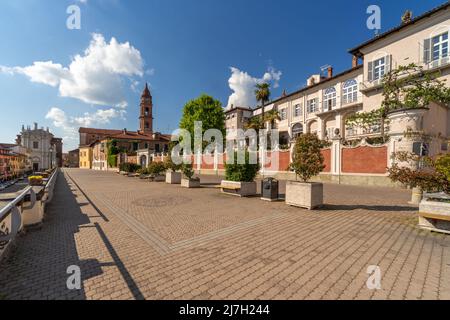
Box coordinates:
[0,168,449,300]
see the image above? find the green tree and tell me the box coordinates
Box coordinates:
[255,83,271,129]
[264,109,280,129]
[289,133,325,182]
[179,94,225,150]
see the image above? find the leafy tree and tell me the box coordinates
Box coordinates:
[255,83,271,129]
[225,151,260,182]
[388,152,449,194]
[289,133,325,182]
[179,94,225,151]
[164,150,181,172]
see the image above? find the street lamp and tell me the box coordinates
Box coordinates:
[49,147,53,169]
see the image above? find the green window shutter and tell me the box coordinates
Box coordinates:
[367,61,373,82]
[424,38,431,63]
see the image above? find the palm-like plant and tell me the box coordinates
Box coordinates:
[255,83,271,129]
[244,116,263,131]
[264,109,281,129]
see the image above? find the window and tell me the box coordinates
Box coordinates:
[33,141,39,149]
[145,122,149,129]
[373,57,385,81]
[293,104,302,117]
[145,108,149,116]
[280,108,287,120]
[155,144,160,153]
[342,79,358,105]
[292,123,303,138]
[323,87,336,112]
[432,32,448,61]
[307,98,318,113]
[133,142,138,151]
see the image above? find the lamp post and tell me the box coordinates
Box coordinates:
[49,147,53,169]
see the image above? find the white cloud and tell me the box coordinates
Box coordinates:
[46,107,126,138]
[226,66,282,109]
[1,33,143,108]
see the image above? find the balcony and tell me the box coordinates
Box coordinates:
[315,95,363,116]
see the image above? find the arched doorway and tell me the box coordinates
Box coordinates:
[140,155,147,167]
[291,123,304,139]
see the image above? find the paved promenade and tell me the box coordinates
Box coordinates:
[0,168,449,300]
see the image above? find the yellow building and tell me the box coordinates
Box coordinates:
[79,146,93,169]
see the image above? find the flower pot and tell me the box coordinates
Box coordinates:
[220,180,257,197]
[166,172,181,184]
[181,178,200,188]
[418,196,450,234]
[285,181,323,210]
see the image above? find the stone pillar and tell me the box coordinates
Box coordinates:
[331,134,342,176]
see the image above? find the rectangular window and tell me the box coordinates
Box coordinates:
[280,108,287,120]
[432,32,449,61]
[373,57,386,81]
[293,104,302,117]
[33,141,39,149]
[307,99,318,113]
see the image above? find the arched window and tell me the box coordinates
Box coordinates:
[323,87,336,112]
[292,123,304,139]
[342,79,358,105]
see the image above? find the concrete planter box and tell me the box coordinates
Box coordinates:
[220,180,257,197]
[153,174,166,182]
[181,178,200,188]
[166,172,181,184]
[285,181,323,210]
[419,199,450,234]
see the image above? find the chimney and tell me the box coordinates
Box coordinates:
[327,66,333,78]
[34,122,38,130]
[352,55,359,68]
[123,128,127,134]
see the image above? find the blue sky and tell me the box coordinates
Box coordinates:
[0,0,446,151]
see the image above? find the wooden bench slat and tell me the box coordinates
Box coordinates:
[419,212,450,222]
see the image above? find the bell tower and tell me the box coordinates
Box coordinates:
[139,83,153,134]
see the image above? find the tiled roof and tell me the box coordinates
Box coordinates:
[349,2,450,55]
[78,127,123,135]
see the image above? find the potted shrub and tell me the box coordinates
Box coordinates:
[181,163,200,188]
[389,153,450,234]
[221,150,259,197]
[148,162,166,182]
[286,133,325,209]
[28,175,43,186]
[164,153,182,184]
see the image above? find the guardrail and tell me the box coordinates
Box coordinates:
[0,168,59,261]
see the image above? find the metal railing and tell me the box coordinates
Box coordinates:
[0,168,58,260]
[0,186,35,259]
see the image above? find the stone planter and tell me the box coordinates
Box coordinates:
[153,174,166,182]
[285,181,323,210]
[181,178,200,188]
[166,172,181,184]
[409,187,423,205]
[220,180,257,197]
[419,197,450,234]
[387,107,429,168]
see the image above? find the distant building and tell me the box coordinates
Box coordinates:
[67,149,80,168]
[17,123,63,171]
[79,84,171,170]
